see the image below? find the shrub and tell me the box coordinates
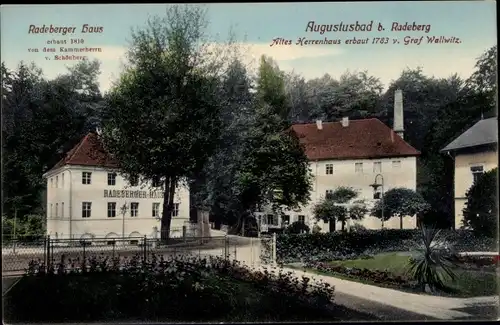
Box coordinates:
[5,254,337,322]
[462,167,498,238]
[277,229,496,263]
[286,221,310,234]
[407,226,458,292]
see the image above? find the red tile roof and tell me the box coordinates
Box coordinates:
[48,132,117,173]
[291,118,420,161]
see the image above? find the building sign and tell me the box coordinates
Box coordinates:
[104,189,164,199]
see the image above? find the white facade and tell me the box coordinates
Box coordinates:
[45,165,190,240]
[257,156,418,232]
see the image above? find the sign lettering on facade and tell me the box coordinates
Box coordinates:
[103,189,164,199]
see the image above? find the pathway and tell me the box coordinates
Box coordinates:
[254,265,498,320]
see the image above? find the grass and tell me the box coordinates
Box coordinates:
[292,252,498,298]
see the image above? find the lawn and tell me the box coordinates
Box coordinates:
[296,252,498,298]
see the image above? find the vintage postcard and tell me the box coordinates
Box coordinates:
[1,1,498,322]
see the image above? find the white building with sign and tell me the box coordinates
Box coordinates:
[43,132,190,241]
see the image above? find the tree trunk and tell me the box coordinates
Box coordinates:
[341,220,346,232]
[160,177,177,242]
[400,215,403,229]
[329,219,336,232]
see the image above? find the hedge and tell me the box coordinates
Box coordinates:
[277,229,497,263]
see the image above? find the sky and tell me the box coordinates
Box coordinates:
[1,2,497,93]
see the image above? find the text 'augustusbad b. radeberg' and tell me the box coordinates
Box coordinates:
[305,21,432,34]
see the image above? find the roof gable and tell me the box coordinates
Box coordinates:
[48,132,117,173]
[441,117,498,152]
[291,118,420,161]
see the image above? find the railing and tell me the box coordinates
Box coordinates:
[2,233,277,274]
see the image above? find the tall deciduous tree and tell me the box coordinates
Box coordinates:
[371,188,430,229]
[100,6,233,240]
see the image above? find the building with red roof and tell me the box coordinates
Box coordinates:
[42,132,190,241]
[258,90,420,232]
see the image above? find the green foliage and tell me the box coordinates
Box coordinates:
[371,188,430,228]
[6,255,341,322]
[407,226,458,292]
[462,168,498,237]
[276,229,496,264]
[287,221,310,234]
[313,187,367,231]
[100,6,230,239]
[2,215,46,240]
[2,60,102,218]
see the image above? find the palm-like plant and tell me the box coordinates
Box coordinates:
[406,225,458,293]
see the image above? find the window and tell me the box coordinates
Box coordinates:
[107,202,117,218]
[62,202,64,218]
[171,203,179,217]
[82,172,92,185]
[129,175,139,187]
[355,162,363,173]
[82,202,92,218]
[282,215,290,225]
[152,176,163,188]
[373,162,382,173]
[298,215,305,223]
[107,173,117,186]
[62,173,65,188]
[55,203,59,217]
[266,214,275,225]
[50,178,53,188]
[471,166,484,183]
[55,176,59,188]
[130,202,139,217]
[325,189,334,200]
[152,203,161,218]
[373,187,382,199]
[392,160,401,169]
[325,163,333,175]
[50,203,53,218]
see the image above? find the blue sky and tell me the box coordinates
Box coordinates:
[1,2,497,92]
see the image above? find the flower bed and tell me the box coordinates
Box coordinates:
[303,261,418,290]
[453,254,499,271]
[277,229,497,263]
[3,254,377,322]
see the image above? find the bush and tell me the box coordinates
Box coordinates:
[286,221,310,234]
[462,168,498,238]
[4,254,338,322]
[277,229,497,263]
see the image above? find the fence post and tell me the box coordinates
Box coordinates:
[143,235,147,261]
[45,235,51,269]
[83,240,86,261]
[182,225,187,243]
[224,235,228,260]
[112,240,116,258]
[272,233,277,265]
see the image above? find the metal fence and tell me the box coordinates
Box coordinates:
[2,234,277,274]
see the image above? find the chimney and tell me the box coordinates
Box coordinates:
[316,120,323,130]
[341,117,349,127]
[393,89,404,138]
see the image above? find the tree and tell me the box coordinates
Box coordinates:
[2,60,101,219]
[371,188,430,229]
[287,221,310,234]
[100,6,236,241]
[313,186,367,232]
[466,45,497,109]
[462,168,497,237]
